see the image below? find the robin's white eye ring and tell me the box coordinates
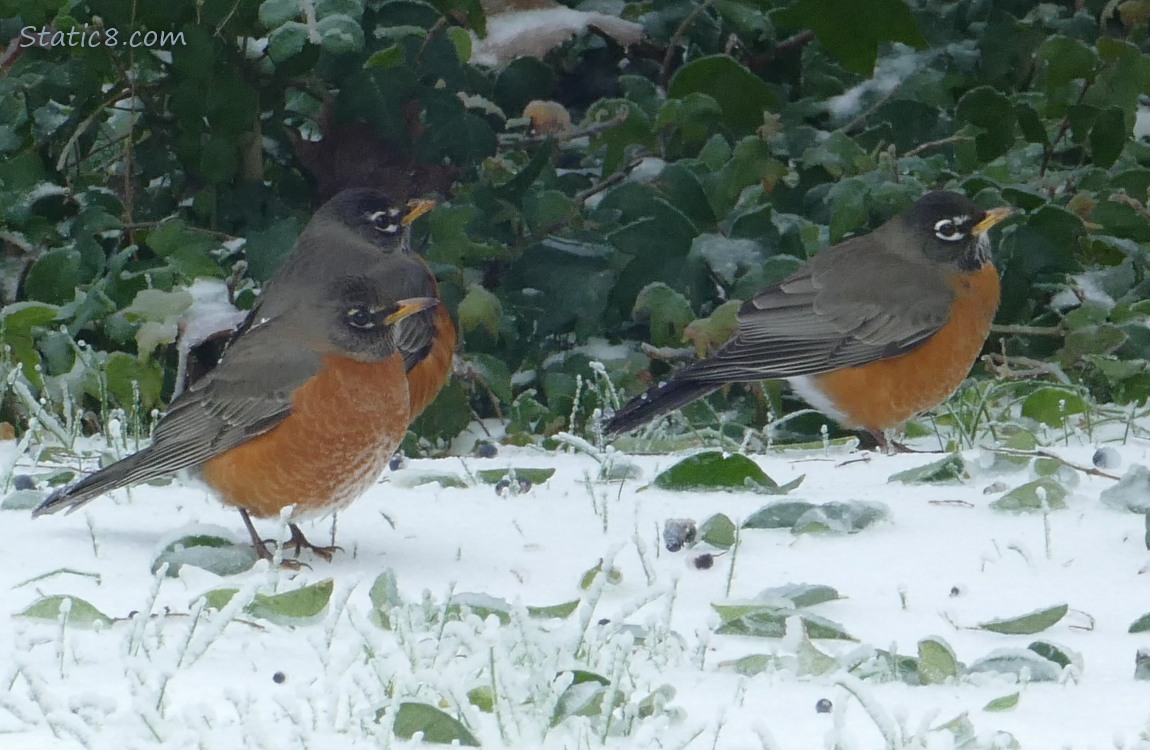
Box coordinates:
[933,218,964,242]
[368,211,401,235]
[347,308,374,328]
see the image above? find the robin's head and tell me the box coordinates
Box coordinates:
[892,191,1015,271]
[319,269,440,361]
[318,189,435,253]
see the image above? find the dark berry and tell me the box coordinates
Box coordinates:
[663,518,697,552]
[494,479,510,495]
[815,698,832,713]
[273,672,286,684]
[13,475,34,491]
[693,554,714,570]
[475,443,498,458]
[388,453,405,471]
[516,478,533,493]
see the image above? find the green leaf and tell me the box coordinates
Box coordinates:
[1089,106,1128,169]
[317,13,365,53]
[152,534,258,577]
[632,282,694,347]
[578,559,622,590]
[103,352,165,409]
[888,454,967,484]
[24,249,81,305]
[698,513,737,549]
[1132,613,1150,634]
[365,43,407,69]
[989,478,1068,513]
[475,468,555,485]
[391,471,470,489]
[917,637,959,685]
[246,579,334,622]
[391,702,479,746]
[774,0,927,75]
[448,592,512,624]
[17,595,113,627]
[1038,36,1099,90]
[1028,640,1078,670]
[667,55,778,132]
[955,86,1017,162]
[526,600,580,619]
[742,500,817,529]
[1020,387,1088,427]
[978,604,1068,635]
[983,693,1019,713]
[458,284,502,339]
[755,583,841,608]
[368,569,402,628]
[714,606,854,640]
[652,451,798,493]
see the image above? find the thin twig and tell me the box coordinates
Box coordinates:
[982,352,1072,384]
[903,134,975,158]
[660,0,716,88]
[501,107,630,149]
[990,323,1064,337]
[989,448,1119,481]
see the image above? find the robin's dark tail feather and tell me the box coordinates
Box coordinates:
[32,448,157,517]
[604,379,718,436]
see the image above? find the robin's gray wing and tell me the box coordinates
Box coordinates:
[677,243,956,384]
[33,314,322,516]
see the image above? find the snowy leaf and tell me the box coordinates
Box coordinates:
[718,653,778,676]
[742,501,816,529]
[551,681,609,726]
[467,686,494,712]
[978,604,1068,635]
[713,606,854,640]
[199,588,239,610]
[983,692,1020,712]
[1100,464,1150,512]
[1028,640,1080,670]
[968,649,1062,681]
[391,471,470,489]
[637,685,676,718]
[888,454,967,484]
[917,637,960,685]
[791,501,890,535]
[475,468,555,484]
[1129,612,1150,633]
[152,534,258,577]
[368,569,402,628]
[391,702,479,746]
[989,478,1068,513]
[1,489,44,510]
[246,579,334,623]
[754,583,841,608]
[698,513,736,549]
[17,595,113,628]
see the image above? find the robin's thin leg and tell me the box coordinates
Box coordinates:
[287,523,344,562]
[863,430,919,454]
[238,508,304,569]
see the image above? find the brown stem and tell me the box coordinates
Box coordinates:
[660,0,716,88]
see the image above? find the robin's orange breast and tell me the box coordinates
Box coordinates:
[407,304,456,421]
[808,264,1000,433]
[201,355,411,519]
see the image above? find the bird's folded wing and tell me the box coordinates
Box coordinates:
[679,248,956,383]
[119,318,324,483]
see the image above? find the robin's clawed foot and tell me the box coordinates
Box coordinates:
[287,524,343,562]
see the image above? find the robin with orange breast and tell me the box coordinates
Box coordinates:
[34,189,457,561]
[604,191,1015,448]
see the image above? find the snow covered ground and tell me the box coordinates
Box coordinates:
[4,432,1150,749]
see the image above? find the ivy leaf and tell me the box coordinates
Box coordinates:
[246,579,334,623]
[977,604,1068,635]
[17,595,113,628]
[390,702,479,746]
[774,0,927,75]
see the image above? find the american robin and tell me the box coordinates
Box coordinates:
[604,191,1015,447]
[34,189,457,561]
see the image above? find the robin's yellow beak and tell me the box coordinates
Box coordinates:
[972,206,1016,235]
[402,199,437,226]
[384,297,439,325]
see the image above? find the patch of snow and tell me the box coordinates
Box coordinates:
[826,45,933,123]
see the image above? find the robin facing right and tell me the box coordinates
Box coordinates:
[604,191,1015,447]
[34,189,457,561]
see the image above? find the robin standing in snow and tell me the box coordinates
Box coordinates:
[604,191,1015,448]
[34,189,457,561]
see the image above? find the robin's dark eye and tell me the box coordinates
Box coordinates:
[367,209,401,235]
[347,308,373,329]
[933,218,965,242]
